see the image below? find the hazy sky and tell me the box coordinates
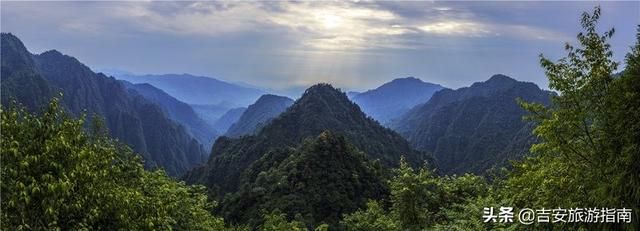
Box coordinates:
[2,1,638,91]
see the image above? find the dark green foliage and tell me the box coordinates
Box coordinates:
[221,131,388,228]
[341,159,488,231]
[1,99,226,230]
[226,94,294,137]
[261,211,309,231]
[340,201,399,231]
[184,83,428,195]
[0,33,206,176]
[122,81,219,149]
[391,74,552,174]
[505,8,639,230]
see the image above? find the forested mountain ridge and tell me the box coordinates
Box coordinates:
[1,33,206,176]
[351,77,444,124]
[225,94,294,137]
[390,74,552,174]
[183,83,429,195]
[222,131,388,228]
[120,81,219,150]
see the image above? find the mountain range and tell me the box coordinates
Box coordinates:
[390,74,552,174]
[112,73,265,107]
[1,33,206,176]
[184,84,428,195]
[2,32,558,229]
[350,77,444,124]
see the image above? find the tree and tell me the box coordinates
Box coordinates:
[1,98,227,230]
[341,201,399,231]
[388,157,435,230]
[342,158,488,231]
[509,6,639,230]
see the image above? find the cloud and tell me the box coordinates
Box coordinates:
[419,21,491,37]
[21,1,567,51]
[2,1,636,91]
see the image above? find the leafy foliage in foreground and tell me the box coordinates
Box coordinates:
[1,99,225,230]
[340,158,488,231]
[504,7,639,230]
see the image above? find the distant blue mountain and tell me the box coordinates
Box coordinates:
[350,77,445,124]
[213,107,247,134]
[112,73,265,107]
[190,104,233,128]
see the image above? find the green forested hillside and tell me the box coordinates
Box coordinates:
[222,131,388,228]
[0,33,207,176]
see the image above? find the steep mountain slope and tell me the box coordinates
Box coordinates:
[1,33,52,110]
[225,94,293,137]
[213,107,247,134]
[121,81,219,149]
[113,73,264,107]
[184,84,427,195]
[221,131,387,228]
[351,77,444,124]
[390,75,552,174]
[1,33,206,176]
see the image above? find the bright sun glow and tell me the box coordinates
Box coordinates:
[319,14,342,29]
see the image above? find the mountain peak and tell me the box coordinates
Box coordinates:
[389,76,423,84]
[255,94,292,103]
[186,82,427,194]
[303,83,340,95]
[469,74,519,91]
[351,77,445,124]
[1,32,36,70]
[40,49,64,57]
[1,32,24,48]
[225,94,293,137]
[486,74,517,84]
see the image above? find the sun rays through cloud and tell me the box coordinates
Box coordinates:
[2,1,637,90]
